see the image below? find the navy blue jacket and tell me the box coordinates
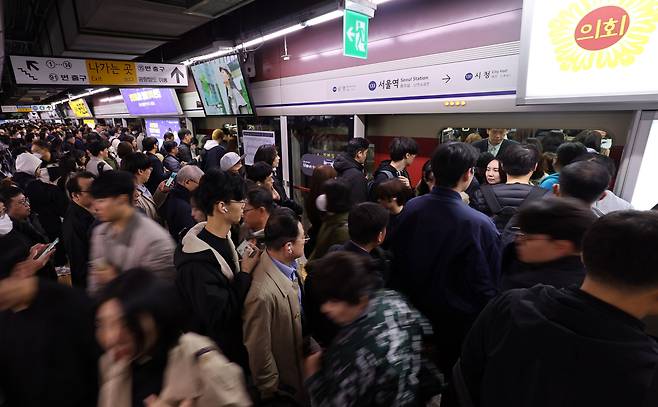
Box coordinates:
[160,184,195,241]
[390,187,501,319]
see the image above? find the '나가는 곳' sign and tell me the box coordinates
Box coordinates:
[9,55,188,87]
[517,0,658,105]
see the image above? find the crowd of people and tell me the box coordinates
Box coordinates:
[0,122,657,407]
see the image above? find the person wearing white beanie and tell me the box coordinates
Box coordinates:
[15,152,42,178]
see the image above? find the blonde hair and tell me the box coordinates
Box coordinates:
[211,128,223,141]
[464,133,482,144]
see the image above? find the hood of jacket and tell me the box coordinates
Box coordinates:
[203,139,219,151]
[175,222,237,281]
[333,154,363,174]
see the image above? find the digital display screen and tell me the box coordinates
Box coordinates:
[190,54,254,116]
[145,118,181,146]
[120,88,182,116]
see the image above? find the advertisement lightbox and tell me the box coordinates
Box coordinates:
[518,0,658,105]
[68,98,93,118]
[120,88,183,116]
[145,118,181,146]
[190,55,254,116]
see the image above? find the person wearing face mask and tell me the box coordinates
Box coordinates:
[31,139,62,185]
[11,152,69,267]
[175,169,261,371]
[96,269,251,407]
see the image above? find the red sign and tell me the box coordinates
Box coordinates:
[574,6,630,51]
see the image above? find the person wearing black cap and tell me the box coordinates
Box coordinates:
[88,171,175,295]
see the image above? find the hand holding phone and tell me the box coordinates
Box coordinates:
[165,172,177,188]
[35,238,59,261]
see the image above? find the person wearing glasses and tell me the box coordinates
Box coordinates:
[242,207,310,405]
[175,168,260,372]
[501,197,597,291]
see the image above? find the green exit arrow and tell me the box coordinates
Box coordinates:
[343,10,369,59]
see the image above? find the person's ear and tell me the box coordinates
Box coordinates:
[553,239,576,256]
[553,184,560,196]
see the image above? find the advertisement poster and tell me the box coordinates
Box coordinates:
[519,0,658,104]
[68,98,92,118]
[242,130,275,165]
[190,55,254,116]
[145,118,181,146]
[120,88,182,116]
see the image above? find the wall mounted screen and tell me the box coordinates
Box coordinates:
[190,54,254,116]
[145,118,181,146]
[518,0,658,104]
[120,88,182,116]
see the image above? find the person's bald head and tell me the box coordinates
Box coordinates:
[176,165,204,192]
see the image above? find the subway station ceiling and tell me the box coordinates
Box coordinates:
[1,0,329,104]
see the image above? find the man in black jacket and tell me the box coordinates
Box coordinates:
[333,138,370,206]
[472,144,548,231]
[177,128,194,164]
[174,169,260,370]
[62,172,96,288]
[472,128,518,157]
[458,211,658,407]
[370,137,418,199]
[143,136,165,194]
[160,164,203,241]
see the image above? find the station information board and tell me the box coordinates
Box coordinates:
[10,56,188,87]
[517,0,658,104]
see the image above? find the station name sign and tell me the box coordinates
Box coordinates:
[10,55,188,87]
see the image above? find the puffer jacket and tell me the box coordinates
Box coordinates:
[472,183,547,216]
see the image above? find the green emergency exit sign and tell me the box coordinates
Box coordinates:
[343,9,369,59]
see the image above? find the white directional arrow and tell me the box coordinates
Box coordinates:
[347,27,356,42]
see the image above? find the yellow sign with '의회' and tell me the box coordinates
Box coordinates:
[86,59,137,85]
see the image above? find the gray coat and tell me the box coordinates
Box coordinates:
[88,210,175,295]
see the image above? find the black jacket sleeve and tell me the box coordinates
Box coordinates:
[62,215,91,288]
[175,262,252,342]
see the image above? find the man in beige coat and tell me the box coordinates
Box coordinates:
[242,208,308,405]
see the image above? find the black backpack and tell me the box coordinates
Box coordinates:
[480,185,547,234]
[367,169,394,200]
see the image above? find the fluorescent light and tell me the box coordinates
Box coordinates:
[306,10,344,26]
[242,24,304,49]
[52,87,111,105]
[180,7,348,64]
[100,95,124,103]
[373,0,393,4]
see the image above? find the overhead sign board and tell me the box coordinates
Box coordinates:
[343,10,369,59]
[1,105,54,113]
[9,55,188,87]
[518,0,658,104]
